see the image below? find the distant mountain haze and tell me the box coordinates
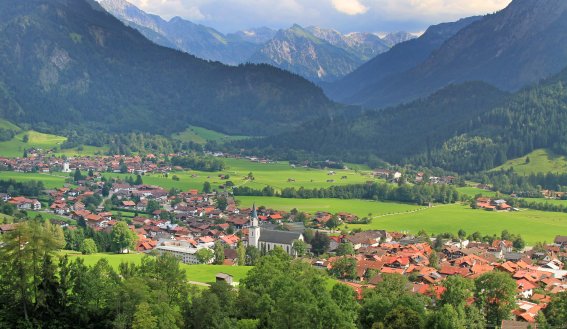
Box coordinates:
[97,0,416,82]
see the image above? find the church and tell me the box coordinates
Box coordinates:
[248,205,304,256]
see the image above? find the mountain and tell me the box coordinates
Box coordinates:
[227,27,276,44]
[380,31,418,47]
[325,16,481,105]
[0,0,337,136]
[248,25,392,82]
[327,0,567,108]
[97,0,264,64]
[306,27,390,61]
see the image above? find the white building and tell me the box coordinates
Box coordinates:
[62,162,71,173]
[248,204,304,256]
[155,240,213,264]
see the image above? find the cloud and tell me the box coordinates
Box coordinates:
[124,0,512,33]
[331,0,369,15]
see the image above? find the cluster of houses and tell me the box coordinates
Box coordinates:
[0,154,171,174]
[373,169,455,185]
[475,197,515,211]
[320,232,567,328]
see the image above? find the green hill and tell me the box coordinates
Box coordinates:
[173,126,249,145]
[492,149,567,175]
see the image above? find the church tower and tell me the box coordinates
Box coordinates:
[248,203,260,248]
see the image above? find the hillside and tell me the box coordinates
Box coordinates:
[328,0,567,108]
[244,65,567,173]
[0,0,337,136]
[491,149,567,175]
[325,16,481,103]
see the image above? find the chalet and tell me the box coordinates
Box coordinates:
[346,231,390,250]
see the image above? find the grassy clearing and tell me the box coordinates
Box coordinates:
[0,130,106,157]
[173,126,249,145]
[0,118,20,131]
[60,251,252,284]
[346,203,567,244]
[456,187,501,198]
[0,171,69,189]
[235,196,422,217]
[0,131,66,157]
[493,149,567,175]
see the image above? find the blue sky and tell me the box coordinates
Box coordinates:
[129,0,512,33]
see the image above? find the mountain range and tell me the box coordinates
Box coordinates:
[0,0,337,136]
[326,0,567,108]
[97,0,416,82]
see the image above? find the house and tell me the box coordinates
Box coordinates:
[8,197,41,210]
[248,205,303,256]
[517,279,536,299]
[0,224,17,235]
[346,231,390,250]
[554,235,567,249]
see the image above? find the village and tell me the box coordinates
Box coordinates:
[1,166,566,329]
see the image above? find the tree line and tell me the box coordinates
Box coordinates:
[233,182,461,205]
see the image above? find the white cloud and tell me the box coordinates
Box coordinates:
[331,0,369,15]
[124,0,512,33]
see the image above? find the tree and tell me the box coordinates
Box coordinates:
[292,240,307,257]
[329,257,357,280]
[428,304,465,329]
[441,275,474,309]
[74,168,83,182]
[22,134,29,143]
[380,306,424,329]
[203,181,212,193]
[457,229,466,240]
[195,248,214,264]
[545,291,567,328]
[132,302,157,329]
[311,231,330,256]
[111,221,137,253]
[237,241,246,266]
[80,238,97,255]
[213,241,225,265]
[326,215,340,231]
[428,252,440,270]
[146,200,160,214]
[475,272,517,326]
[216,196,228,211]
[134,175,143,185]
[245,246,261,266]
[336,242,355,256]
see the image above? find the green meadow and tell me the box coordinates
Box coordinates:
[60,251,252,284]
[493,149,567,175]
[103,158,379,192]
[235,196,422,217]
[0,129,105,157]
[456,186,501,198]
[173,125,249,145]
[346,203,567,244]
[0,118,21,131]
[0,171,69,189]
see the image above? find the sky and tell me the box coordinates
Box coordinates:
[128,0,512,33]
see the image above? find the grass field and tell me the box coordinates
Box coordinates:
[0,118,20,131]
[60,251,252,284]
[457,186,501,198]
[0,130,106,157]
[27,211,76,224]
[345,203,567,244]
[0,171,69,189]
[493,149,567,175]
[173,126,249,145]
[235,196,422,217]
[103,158,379,192]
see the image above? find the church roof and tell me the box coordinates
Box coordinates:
[259,229,301,245]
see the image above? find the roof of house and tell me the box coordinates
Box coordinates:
[259,229,301,245]
[501,320,537,329]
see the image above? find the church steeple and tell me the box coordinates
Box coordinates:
[249,203,260,248]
